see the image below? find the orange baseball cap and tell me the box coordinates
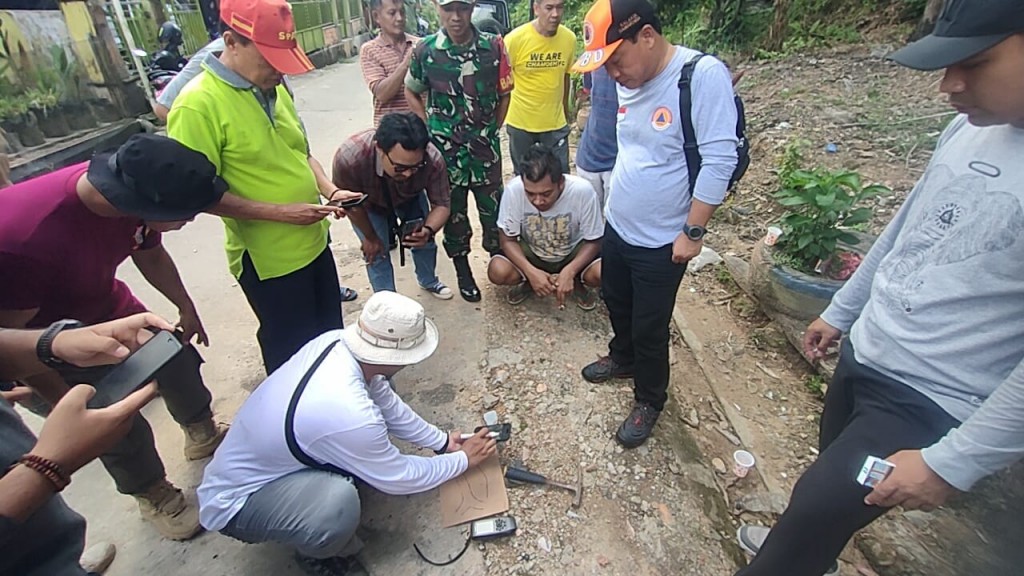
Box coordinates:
[572,0,659,73]
[221,0,315,75]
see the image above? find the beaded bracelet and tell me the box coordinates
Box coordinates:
[15,454,71,491]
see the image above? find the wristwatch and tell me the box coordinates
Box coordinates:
[36,319,84,368]
[683,223,707,241]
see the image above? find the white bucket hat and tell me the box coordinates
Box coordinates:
[342,291,439,366]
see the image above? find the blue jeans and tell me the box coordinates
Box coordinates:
[350,192,439,292]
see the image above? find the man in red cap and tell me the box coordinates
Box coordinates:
[168,0,364,375]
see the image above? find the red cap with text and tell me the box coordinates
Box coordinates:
[220,0,315,75]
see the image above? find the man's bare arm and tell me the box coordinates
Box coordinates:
[496,93,511,128]
[561,239,601,278]
[209,193,343,225]
[405,87,427,122]
[373,52,413,105]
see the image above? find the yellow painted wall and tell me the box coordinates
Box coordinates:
[0,6,102,91]
[61,2,104,84]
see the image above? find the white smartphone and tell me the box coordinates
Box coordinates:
[470,516,517,541]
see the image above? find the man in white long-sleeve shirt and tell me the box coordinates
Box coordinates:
[573,0,738,448]
[735,2,1024,575]
[198,291,497,576]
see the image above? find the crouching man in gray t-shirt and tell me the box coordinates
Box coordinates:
[488,144,604,310]
[735,3,1024,575]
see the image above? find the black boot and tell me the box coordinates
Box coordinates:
[453,255,481,302]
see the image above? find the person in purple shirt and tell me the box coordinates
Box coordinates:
[574,66,618,212]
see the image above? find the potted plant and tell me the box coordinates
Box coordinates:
[28,87,71,138]
[51,47,98,131]
[748,162,889,322]
[0,94,45,148]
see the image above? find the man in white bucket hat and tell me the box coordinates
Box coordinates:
[196,291,497,576]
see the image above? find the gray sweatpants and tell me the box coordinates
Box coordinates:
[222,470,362,559]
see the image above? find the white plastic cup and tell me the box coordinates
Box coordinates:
[733,450,756,478]
[764,226,783,247]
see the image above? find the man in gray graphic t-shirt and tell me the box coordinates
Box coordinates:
[735,2,1024,575]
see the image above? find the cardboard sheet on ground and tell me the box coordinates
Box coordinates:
[439,453,508,527]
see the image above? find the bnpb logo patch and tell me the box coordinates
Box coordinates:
[651,107,672,131]
[583,21,594,48]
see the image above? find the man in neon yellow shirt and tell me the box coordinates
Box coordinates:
[168,0,362,374]
[504,0,576,174]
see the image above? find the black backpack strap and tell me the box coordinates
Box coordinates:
[284,339,353,477]
[678,54,705,194]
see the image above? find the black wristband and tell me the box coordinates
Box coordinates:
[422,224,436,240]
[433,429,449,455]
[36,319,84,368]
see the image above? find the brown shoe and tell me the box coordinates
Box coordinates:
[181,419,228,461]
[134,479,202,541]
[80,541,116,574]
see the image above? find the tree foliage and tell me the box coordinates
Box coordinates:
[544,0,937,56]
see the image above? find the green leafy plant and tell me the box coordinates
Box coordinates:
[773,167,888,273]
[0,94,29,122]
[24,88,58,113]
[805,374,827,397]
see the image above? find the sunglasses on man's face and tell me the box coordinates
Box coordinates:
[386,151,428,174]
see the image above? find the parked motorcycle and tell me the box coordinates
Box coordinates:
[133,22,188,95]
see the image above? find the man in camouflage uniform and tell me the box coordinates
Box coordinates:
[404,0,513,302]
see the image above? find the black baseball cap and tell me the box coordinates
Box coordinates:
[572,0,659,73]
[888,0,1024,70]
[88,134,227,222]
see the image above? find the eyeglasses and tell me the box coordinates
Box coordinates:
[386,151,429,174]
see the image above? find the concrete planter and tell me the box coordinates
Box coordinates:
[1,113,46,148]
[748,233,875,323]
[64,102,99,131]
[32,107,72,138]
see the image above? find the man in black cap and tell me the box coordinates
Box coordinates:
[0,134,229,541]
[735,2,1024,574]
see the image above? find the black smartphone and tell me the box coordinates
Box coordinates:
[459,423,512,442]
[86,330,183,409]
[329,194,368,209]
[401,218,425,238]
[475,423,512,442]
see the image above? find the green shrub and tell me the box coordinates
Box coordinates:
[773,167,888,272]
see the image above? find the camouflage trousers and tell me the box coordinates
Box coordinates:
[443,179,503,259]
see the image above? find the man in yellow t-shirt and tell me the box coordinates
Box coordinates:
[504,0,576,174]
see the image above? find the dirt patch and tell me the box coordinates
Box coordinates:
[473,288,741,575]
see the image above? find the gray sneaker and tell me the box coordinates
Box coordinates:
[736,525,839,575]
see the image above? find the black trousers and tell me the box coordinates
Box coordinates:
[601,223,686,411]
[238,246,344,374]
[736,340,960,576]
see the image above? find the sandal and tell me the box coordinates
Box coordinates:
[340,286,359,302]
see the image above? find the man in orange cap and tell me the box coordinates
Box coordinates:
[574,0,740,448]
[168,0,364,376]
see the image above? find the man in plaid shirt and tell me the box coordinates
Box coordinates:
[333,112,453,299]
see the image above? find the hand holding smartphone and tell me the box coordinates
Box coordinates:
[86,330,182,409]
[328,193,368,209]
[401,218,425,238]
